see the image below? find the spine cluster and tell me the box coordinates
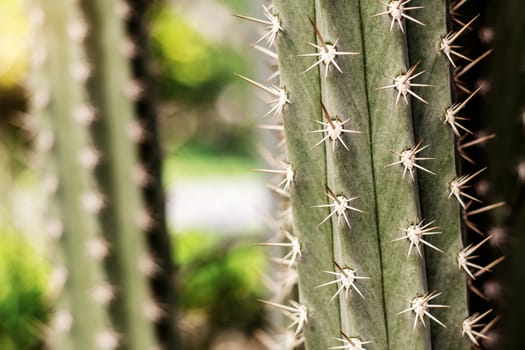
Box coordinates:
[236,0,504,349]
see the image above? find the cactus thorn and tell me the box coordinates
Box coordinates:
[377,62,430,105]
[259,230,301,267]
[310,102,361,151]
[462,309,493,346]
[449,167,486,209]
[398,291,449,330]
[90,283,115,305]
[255,160,294,193]
[330,332,372,350]
[258,299,308,335]
[386,139,435,181]
[316,261,370,302]
[394,219,443,258]
[95,330,120,350]
[439,15,479,67]
[314,186,363,228]
[373,0,425,33]
[234,73,289,118]
[463,201,505,235]
[234,5,282,47]
[458,133,496,164]
[457,234,501,279]
[86,237,111,260]
[444,86,482,136]
[52,309,73,332]
[299,17,359,78]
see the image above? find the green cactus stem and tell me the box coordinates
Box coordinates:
[28,1,114,348]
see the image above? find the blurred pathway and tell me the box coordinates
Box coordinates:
[167,176,272,233]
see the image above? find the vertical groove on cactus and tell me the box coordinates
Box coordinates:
[29,1,114,348]
[78,0,157,348]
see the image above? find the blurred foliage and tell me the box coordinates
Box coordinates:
[150,5,245,104]
[0,228,49,350]
[164,144,255,182]
[0,0,29,89]
[175,231,266,349]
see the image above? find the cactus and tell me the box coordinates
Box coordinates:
[237,0,511,349]
[28,0,170,348]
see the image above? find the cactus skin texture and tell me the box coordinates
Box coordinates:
[29,0,164,348]
[236,0,513,349]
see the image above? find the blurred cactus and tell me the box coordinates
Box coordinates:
[28,0,176,348]
[236,0,517,349]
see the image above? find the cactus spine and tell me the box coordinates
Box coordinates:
[29,0,161,348]
[238,0,503,348]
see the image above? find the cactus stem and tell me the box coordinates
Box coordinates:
[234,73,289,118]
[393,219,443,258]
[377,62,430,105]
[372,0,425,33]
[316,262,370,302]
[314,186,363,228]
[299,17,359,78]
[398,291,449,330]
[330,332,372,350]
[385,139,435,181]
[234,4,282,48]
[439,15,479,67]
[448,167,486,209]
[259,299,308,335]
[462,309,493,346]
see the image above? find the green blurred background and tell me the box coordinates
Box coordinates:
[0,0,271,348]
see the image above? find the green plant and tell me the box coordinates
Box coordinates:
[0,228,48,350]
[27,0,177,348]
[236,1,523,349]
